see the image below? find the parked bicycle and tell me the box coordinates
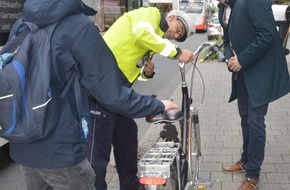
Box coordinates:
[138,42,224,190]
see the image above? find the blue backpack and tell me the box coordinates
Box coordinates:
[0,20,62,143]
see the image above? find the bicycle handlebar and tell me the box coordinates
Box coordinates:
[194,41,215,56]
[202,42,225,62]
[146,42,225,124]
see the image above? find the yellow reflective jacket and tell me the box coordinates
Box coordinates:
[103,7,179,83]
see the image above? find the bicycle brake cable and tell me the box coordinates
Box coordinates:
[189,53,206,110]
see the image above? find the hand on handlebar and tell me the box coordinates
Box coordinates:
[178,49,196,63]
[161,100,179,111]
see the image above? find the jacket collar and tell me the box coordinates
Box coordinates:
[159,12,169,33]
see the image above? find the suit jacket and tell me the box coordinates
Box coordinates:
[221,0,290,107]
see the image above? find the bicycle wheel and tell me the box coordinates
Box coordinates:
[190,107,202,183]
[187,113,195,182]
[178,114,190,189]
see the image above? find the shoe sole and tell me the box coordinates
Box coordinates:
[238,180,259,190]
[222,169,245,174]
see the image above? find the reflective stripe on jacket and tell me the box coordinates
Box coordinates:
[103,7,178,83]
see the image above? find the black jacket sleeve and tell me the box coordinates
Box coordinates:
[70,16,164,118]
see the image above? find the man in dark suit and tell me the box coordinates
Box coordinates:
[217,0,290,189]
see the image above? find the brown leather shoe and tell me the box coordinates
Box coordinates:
[238,178,259,190]
[222,161,245,173]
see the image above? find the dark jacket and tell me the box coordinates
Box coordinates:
[9,0,164,168]
[220,0,290,107]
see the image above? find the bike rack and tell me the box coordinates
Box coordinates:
[139,142,180,177]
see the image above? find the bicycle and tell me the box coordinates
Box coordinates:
[138,42,225,190]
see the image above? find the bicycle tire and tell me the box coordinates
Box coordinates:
[180,158,189,189]
[188,112,195,181]
[169,158,179,190]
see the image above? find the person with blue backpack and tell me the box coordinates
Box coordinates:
[2,0,179,190]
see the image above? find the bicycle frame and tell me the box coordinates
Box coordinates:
[138,42,221,190]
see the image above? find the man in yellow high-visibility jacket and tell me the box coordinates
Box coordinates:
[86,7,196,190]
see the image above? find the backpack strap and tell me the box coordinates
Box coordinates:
[4,21,58,69]
[0,22,33,68]
[60,65,83,122]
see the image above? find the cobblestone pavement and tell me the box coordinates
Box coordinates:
[106,51,290,190]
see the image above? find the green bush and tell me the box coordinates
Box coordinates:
[199,35,224,63]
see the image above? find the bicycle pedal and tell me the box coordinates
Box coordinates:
[194,179,214,190]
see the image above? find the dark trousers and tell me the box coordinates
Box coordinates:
[236,72,268,179]
[86,98,139,190]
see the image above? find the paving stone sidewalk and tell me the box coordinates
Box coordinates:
[106,53,290,190]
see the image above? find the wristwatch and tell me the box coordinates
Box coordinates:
[174,47,182,59]
[144,71,155,79]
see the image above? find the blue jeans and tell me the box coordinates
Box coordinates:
[20,159,96,190]
[236,72,268,179]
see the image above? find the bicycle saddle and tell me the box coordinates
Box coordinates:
[146,108,183,124]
